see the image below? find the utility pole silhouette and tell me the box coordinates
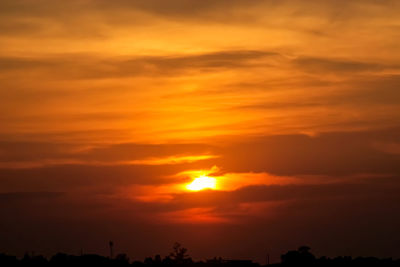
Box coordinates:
[266,253,270,265]
[109,241,114,259]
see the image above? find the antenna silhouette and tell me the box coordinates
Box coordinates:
[109,241,114,259]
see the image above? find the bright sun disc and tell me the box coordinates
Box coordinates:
[186,176,217,191]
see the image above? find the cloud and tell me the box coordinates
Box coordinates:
[372,142,400,155]
[96,0,266,17]
[1,128,400,193]
[0,141,216,163]
[0,191,63,201]
[293,57,387,74]
[144,177,400,214]
[0,50,278,79]
[214,127,400,176]
[0,161,216,192]
[2,0,396,24]
[0,0,267,21]
[4,52,396,81]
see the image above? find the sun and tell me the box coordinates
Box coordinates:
[186,175,217,191]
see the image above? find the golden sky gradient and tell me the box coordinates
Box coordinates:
[2,0,400,143]
[1,0,400,263]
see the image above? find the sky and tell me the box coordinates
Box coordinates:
[1,0,400,263]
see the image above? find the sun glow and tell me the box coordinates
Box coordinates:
[186,175,217,191]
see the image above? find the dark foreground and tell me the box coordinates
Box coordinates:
[1,246,399,267]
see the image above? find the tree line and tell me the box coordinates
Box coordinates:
[1,244,399,266]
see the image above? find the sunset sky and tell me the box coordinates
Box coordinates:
[1,0,400,263]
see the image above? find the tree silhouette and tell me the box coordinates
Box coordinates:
[281,246,316,266]
[169,242,192,264]
[115,253,130,265]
